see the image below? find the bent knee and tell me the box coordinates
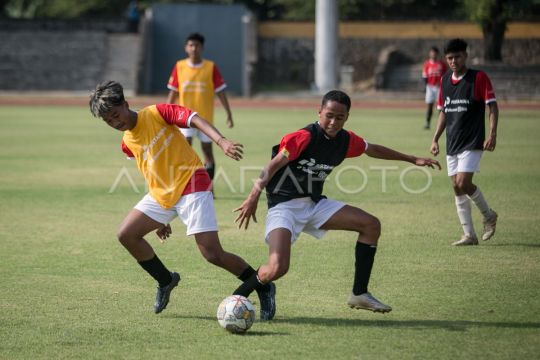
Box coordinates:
[117,228,133,245]
[202,249,224,266]
[362,215,381,237]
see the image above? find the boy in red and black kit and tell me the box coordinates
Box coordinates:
[422,46,447,130]
[232,90,441,318]
[89,81,275,318]
[430,38,499,246]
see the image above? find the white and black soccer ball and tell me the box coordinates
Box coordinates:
[217,295,255,334]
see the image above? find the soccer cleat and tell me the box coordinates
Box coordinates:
[482,210,498,241]
[256,282,276,321]
[347,292,392,313]
[452,234,479,246]
[154,272,180,314]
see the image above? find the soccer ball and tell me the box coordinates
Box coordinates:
[217,295,255,334]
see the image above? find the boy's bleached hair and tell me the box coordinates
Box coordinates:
[89,80,125,118]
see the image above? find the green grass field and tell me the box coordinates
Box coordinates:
[1,103,539,359]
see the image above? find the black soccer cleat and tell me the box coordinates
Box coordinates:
[256,282,276,321]
[154,272,180,314]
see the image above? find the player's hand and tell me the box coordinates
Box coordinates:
[430,141,439,156]
[233,198,258,230]
[415,157,441,170]
[156,224,172,243]
[483,135,496,152]
[218,138,243,161]
[226,115,234,129]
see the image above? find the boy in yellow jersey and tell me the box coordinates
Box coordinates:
[166,32,234,187]
[89,81,274,317]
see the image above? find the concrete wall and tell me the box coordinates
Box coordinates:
[0,30,107,91]
[256,22,540,89]
[0,18,142,93]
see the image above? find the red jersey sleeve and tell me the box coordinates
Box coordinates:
[121,140,134,158]
[346,131,367,158]
[213,65,227,92]
[156,103,195,128]
[437,77,444,110]
[475,71,496,104]
[278,129,311,161]
[167,64,178,92]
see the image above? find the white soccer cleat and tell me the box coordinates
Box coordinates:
[347,292,392,313]
[452,234,479,246]
[482,210,498,241]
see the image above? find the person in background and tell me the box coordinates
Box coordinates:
[422,46,447,130]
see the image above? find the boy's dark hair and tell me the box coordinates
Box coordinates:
[322,90,351,111]
[430,46,439,53]
[185,32,205,45]
[89,80,125,118]
[444,38,468,54]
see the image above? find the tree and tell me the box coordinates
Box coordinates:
[461,0,538,62]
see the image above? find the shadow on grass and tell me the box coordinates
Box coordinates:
[164,314,290,336]
[162,314,539,332]
[272,317,540,332]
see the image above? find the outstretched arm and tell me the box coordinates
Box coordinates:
[483,102,498,151]
[430,111,446,156]
[234,153,289,229]
[190,115,243,161]
[366,143,441,170]
[217,91,234,128]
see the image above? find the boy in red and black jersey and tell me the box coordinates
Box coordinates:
[232,90,441,318]
[430,38,499,246]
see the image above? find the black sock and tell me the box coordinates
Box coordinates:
[426,107,433,126]
[237,266,256,282]
[205,163,215,180]
[233,271,267,297]
[138,255,173,288]
[352,242,377,296]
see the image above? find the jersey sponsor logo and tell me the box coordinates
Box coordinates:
[141,126,175,164]
[444,97,470,113]
[176,109,186,123]
[297,158,334,179]
[181,80,208,92]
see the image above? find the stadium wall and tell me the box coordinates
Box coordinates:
[256,21,540,89]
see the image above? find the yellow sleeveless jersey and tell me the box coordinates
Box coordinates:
[175,59,216,122]
[122,105,204,209]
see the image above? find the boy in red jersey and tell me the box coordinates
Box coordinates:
[430,38,499,246]
[422,46,447,130]
[89,81,274,316]
[232,90,441,319]
[166,32,234,187]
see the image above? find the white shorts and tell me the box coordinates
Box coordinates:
[265,197,345,243]
[425,84,440,104]
[180,127,212,143]
[446,150,483,176]
[134,191,218,235]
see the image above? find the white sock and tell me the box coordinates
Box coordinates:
[455,195,476,237]
[468,188,493,219]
